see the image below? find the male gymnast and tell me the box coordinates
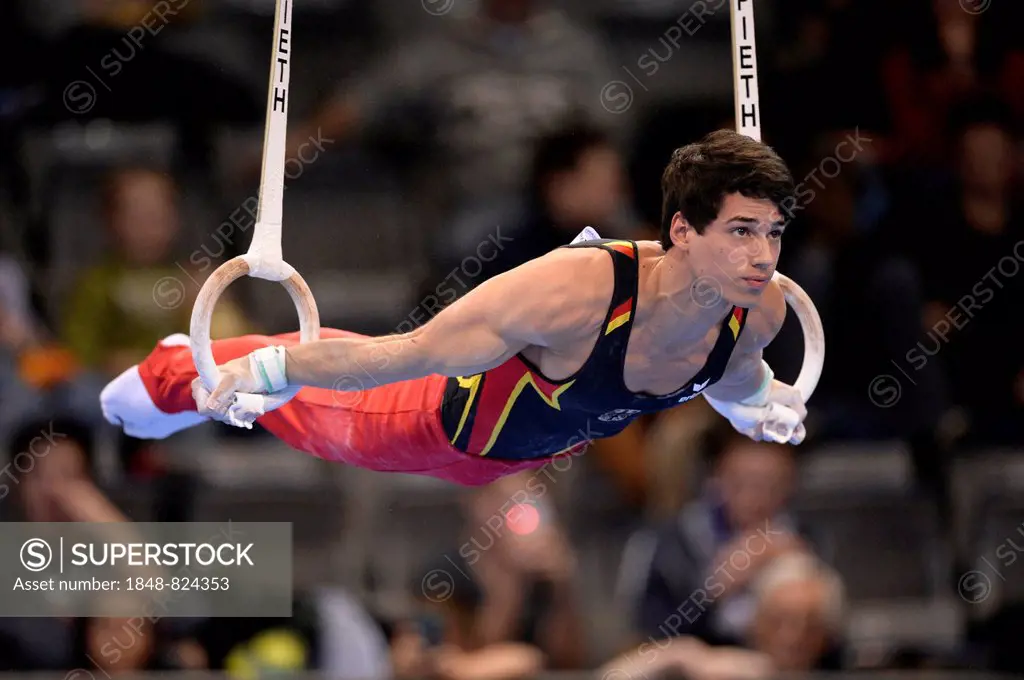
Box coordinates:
[101,130,808,486]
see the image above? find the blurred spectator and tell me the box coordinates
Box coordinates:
[911,100,1024,447]
[928,1,1024,132]
[627,104,735,236]
[616,426,821,647]
[0,249,102,439]
[768,128,948,438]
[314,587,393,680]
[745,553,845,671]
[382,616,443,680]
[440,120,634,293]
[600,552,846,680]
[74,605,173,675]
[200,590,380,677]
[979,4,1024,124]
[874,0,962,167]
[0,251,37,348]
[60,166,251,378]
[383,609,543,680]
[0,607,204,675]
[413,471,586,677]
[0,250,48,438]
[766,0,938,157]
[5,416,102,524]
[195,588,394,680]
[283,0,620,241]
[763,126,956,515]
[641,399,722,519]
[765,0,1021,168]
[0,416,208,671]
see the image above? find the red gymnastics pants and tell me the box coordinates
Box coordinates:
[100,330,550,486]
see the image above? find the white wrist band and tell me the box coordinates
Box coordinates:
[250,346,288,393]
[738,360,774,407]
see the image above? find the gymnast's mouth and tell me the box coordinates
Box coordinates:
[741,276,770,289]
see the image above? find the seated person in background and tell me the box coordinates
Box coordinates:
[0,249,39,355]
[0,248,99,436]
[744,552,844,671]
[911,100,1024,446]
[0,251,54,437]
[616,425,820,648]
[437,120,635,293]
[61,166,251,379]
[159,588,387,679]
[0,416,207,671]
[385,611,543,680]
[600,552,846,680]
[312,587,392,680]
[194,590,389,680]
[767,128,944,443]
[411,471,586,678]
[2,416,124,524]
[72,596,208,676]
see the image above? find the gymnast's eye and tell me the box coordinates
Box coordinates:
[769,228,784,239]
[732,227,750,236]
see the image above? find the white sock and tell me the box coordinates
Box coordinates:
[100,336,208,439]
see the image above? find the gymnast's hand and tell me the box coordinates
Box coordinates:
[705,377,807,445]
[748,379,807,444]
[191,355,265,426]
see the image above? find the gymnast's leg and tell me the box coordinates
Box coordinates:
[100,330,451,471]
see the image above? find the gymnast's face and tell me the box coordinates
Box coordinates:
[672,193,785,306]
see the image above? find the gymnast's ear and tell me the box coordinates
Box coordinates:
[668,211,694,250]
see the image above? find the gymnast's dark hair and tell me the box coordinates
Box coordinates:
[660,129,794,249]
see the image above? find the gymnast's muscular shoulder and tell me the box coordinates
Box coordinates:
[479,245,615,347]
[401,246,614,379]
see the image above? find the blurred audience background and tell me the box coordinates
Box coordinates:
[2,0,1024,677]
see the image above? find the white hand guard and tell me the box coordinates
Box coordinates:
[190,346,287,430]
[703,361,807,444]
[192,379,267,429]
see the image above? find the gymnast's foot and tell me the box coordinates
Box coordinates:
[99,334,208,439]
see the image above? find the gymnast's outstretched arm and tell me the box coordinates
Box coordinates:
[199,247,610,419]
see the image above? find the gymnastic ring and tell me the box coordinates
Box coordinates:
[771,270,824,402]
[189,255,321,416]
